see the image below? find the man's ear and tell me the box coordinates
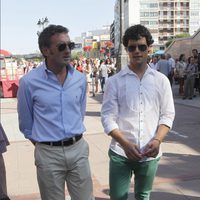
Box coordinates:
[41,47,49,57]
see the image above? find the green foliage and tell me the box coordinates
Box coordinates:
[71,51,86,60]
[165,38,174,48]
[175,33,190,38]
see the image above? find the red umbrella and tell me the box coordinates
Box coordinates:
[0,49,12,57]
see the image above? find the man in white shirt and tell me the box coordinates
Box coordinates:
[101,24,175,200]
[149,56,158,70]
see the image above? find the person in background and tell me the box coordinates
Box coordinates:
[99,59,108,93]
[106,58,116,77]
[192,49,200,95]
[92,59,100,93]
[17,25,93,200]
[84,58,92,96]
[166,53,175,86]
[101,24,175,200]
[182,56,196,100]
[76,60,84,73]
[157,54,170,77]
[192,49,200,68]
[175,54,187,96]
[0,123,10,200]
[149,56,158,70]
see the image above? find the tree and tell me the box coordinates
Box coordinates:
[71,51,86,60]
[165,33,190,48]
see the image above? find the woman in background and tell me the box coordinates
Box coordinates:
[176,54,187,95]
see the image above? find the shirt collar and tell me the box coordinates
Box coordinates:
[120,64,155,77]
[41,61,74,79]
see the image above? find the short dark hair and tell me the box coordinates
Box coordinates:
[38,24,69,54]
[179,54,185,61]
[192,49,198,53]
[123,24,154,47]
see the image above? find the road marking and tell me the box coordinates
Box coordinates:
[169,130,188,138]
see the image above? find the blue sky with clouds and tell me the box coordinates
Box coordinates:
[1,0,115,54]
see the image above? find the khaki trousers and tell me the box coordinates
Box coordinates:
[35,138,93,200]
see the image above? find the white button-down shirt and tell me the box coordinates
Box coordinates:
[101,65,175,161]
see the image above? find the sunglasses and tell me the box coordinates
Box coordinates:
[127,44,148,52]
[57,42,75,52]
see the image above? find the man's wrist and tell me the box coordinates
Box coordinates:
[153,138,161,145]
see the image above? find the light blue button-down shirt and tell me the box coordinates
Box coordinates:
[17,62,87,142]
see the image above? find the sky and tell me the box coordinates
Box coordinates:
[1,0,115,55]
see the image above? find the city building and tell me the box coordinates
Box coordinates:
[73,26,113,58]
[114,0,200,53]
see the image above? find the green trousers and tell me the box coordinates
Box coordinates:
[109,150,160,200]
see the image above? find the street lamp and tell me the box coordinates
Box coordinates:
[37,17,49,36]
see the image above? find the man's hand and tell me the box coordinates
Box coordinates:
[142,139,160,158]
[123,142,143,161]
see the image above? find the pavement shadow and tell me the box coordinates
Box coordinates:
[129,191,200,200]
[167,104,200,154]
[156,152,200,195]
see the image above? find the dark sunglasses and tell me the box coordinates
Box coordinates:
[127,44,148,52]
[57,42,75,52]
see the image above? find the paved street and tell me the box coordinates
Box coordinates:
[1,83,200,200]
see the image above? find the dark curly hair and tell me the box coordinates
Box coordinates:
[123,24,154,47]
[38,24,69,55]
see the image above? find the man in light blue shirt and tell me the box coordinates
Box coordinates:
[157,54,170,77]
[17,25,93,200]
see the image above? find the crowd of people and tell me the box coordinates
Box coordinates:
[71,57,116,95]
[148,49,200,100]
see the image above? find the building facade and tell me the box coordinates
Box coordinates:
[114,0,200,52]
[73,26,112,58]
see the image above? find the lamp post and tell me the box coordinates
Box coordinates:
[37,17,49,36]
[116,0,128,71]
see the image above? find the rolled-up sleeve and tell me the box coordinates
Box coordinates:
[17,78,33,139]
[101,78,119,134]
[159,77,175,129]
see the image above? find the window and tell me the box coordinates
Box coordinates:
[191,11,199,17]
[149,3,158,8]
[150,12,158,17]
[140,12,149,17]
[141,21,149,25]
[149,21,158,25]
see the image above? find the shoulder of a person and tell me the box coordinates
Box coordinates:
[155,70,170,86]
[73,67,85,77]
[22,64,43,81]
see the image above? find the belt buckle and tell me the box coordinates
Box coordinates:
[72,136,76,144]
